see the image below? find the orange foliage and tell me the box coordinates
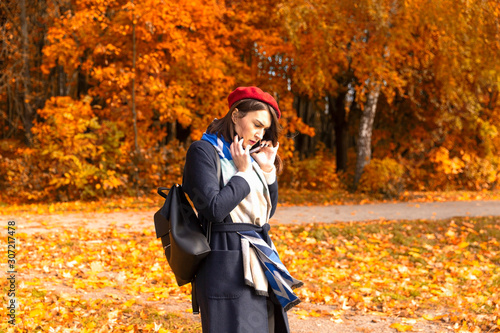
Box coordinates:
[357,158,405,198]
[1,97,125,201]
[0,0,499,202]
[280,144,344,192]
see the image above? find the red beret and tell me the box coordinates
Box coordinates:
[227,86,281,118]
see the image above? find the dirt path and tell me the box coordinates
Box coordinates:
[271,200,500,224]
[10,200,500,235]
[10,201,496,332]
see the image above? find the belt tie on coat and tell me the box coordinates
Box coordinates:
[211,223,303,311]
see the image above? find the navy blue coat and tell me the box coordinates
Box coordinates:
[183,140,290,333]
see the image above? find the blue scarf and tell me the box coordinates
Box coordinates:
[201,132,255,162]
[238,230,303,311]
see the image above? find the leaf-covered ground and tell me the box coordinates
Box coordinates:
[1,215,499,332]
[275,217,500,332]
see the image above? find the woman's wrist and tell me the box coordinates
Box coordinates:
[261,165,275,173]
[261,165,276,184]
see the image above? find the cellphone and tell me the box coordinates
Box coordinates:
[249,146,262,154]
[249,141,262,154]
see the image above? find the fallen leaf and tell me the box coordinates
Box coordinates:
[390,322,413,332]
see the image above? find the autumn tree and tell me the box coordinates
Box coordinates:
[0,0,55,145]
[1,0,499,202]
[222,0,315,160]
[40,0,236,195]
[278,0,412,186]
[371,0,500,191]
[278,0,500,192]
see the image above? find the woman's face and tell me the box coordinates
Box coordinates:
[233,109,272,148]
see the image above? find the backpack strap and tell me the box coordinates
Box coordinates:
[214,143,222,186]
[192,142,222,315]
[205,143,221,243]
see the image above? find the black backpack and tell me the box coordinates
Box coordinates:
[153,143,221,313]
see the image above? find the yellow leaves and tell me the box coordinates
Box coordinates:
[272,217,500,330]
[422,314,446,321]
[293,308,321,319]
[93,43,121,56]
[390,322,413,332]
[139,310,148,320]
[0,226,200,331]
[458,241,470,249]
[335,246,347,254]
[446,228,457,239]
[357,157,405,198]
[173,105,193,127]
[408,250,422,259]
[29,303,45,318]
[73,279,88,290]
[309,310,321,317]
[3,0,500,209]
[157,328,171,333]
[3,212,500,332]
[90,261,105,274]
[6,95,129,202]
[304,237,317,245]
[430,147,465,175]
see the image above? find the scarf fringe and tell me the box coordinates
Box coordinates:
[238,230,303,312]
[283,298,302,312]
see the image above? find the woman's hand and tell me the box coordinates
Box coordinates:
[230,136,252,172]
[251,140,279,173]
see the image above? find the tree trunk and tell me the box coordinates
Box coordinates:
[19,0,34,146]
[294,94,307,158]
[293,94,317,159]
[166,122,177,144]
[131,3,140,157]
[329,92,349,172]
[354,85,381,189]
[131,0,141,195]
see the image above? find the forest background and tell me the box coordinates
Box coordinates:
[1,0,500,204]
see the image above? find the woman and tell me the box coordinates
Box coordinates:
[182,86,302,333]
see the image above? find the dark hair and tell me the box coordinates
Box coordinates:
[207,99,283,174]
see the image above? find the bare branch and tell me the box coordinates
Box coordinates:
[0,1,23,36]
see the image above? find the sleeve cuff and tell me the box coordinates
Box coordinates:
[234,171,253,185]
[261,166,277,185]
